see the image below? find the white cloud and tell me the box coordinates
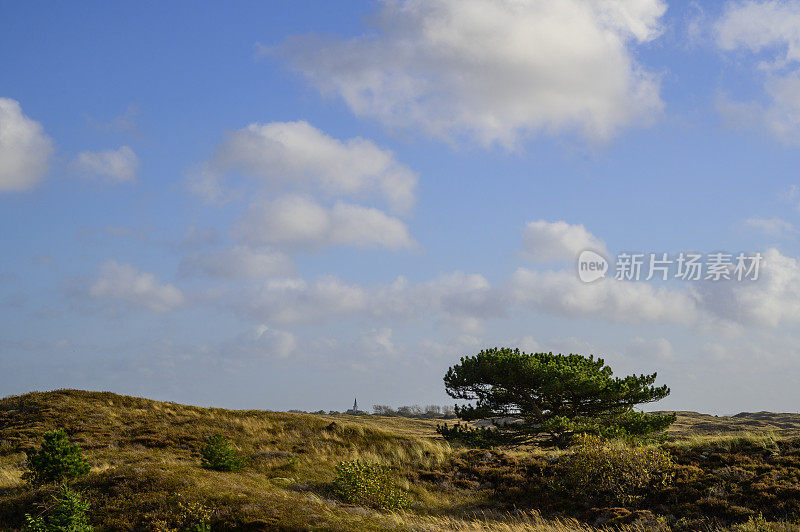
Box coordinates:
[235,270,502,328]
[277,0,666,146]
[367,271,505,327]
[223,215,800,335]
[697,248,800,328]
[516,221,800,330]
[72,146,139,183]
[415,271,503,323]
[417,334,485,361]
[700,331,800,366]
[715,1,800,142]
[509,268,699,325]
[717,75,800,142]
[522,220,606,262]
[744,216,797,236]
[240,325,298,359]
[237,195,415,250]
[0,97,54,192]
[358,327,397,357]
[232,261,771,334]
[716,0,800,62]
[89,260,185,313]
[206,325,299,361]
[180,246,293,280]
[201,121,416,212]
[683,2,710,48]
[626,336,674,361]
[239,276,369,325]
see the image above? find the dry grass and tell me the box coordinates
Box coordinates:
[0,453,23,489]
[667,430,781,452]
[2,390,800,531]
[389,510,663,531]
[0,390,466,530]
[664,411,800,438]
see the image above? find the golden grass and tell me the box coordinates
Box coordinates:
[0,453,23,489]
[3,390,800,530]
[667,431,781,452]
[0,390,459,529]
[389,510,665,531]
[664,411,800,438]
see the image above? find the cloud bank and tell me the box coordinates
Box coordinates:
[522,220,607,262]
[196,121,417,212]
[89,260,185,313]
[278,0,666,146]
[236,195,415,251]
[716,0,800,142]
[0,98,54,192]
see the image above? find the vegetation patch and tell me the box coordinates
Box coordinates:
[23,484,92,532]
[557,435,673,506]
[199,434,247,472]
[440,348,675,448]
[23,430,90,486]
[5,390,800,530]
[332,459,410,510]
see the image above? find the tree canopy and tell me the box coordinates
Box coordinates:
[439,348,675,447]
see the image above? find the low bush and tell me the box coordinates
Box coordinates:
[200,434,247,472]
[23,430,91,485]
[332,459,409,510]
[177,501,212,532]
[558,435,673,505]
[24,484,92,532]
[147,500,213,532]
[436,422,527,448]
[731,514,780,531]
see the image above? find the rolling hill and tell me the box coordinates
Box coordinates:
[2,390,800,531]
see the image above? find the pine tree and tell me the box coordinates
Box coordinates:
[440,348,675,447]
[23,430,91,485]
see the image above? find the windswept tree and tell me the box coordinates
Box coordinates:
[439,348,675,447]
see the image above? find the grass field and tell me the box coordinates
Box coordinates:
[2,390,800,531]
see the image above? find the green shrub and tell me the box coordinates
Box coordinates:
[558,435,673,505]
[332,459,410,510]
[145,500,213,532]
[24,484,92,532]
[177,501,212,532]
[436,422,527,448]
[200,434,247,472]
[731,514,782,532]
[23,430,91,485]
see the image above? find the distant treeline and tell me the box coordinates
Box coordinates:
[288,404,457,418]
[371,404,457,418]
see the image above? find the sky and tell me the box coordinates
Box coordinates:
[2,0,800,415]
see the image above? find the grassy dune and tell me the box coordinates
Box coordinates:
[665,411,800,438]
[0,390,454,530]
[2,390,800,531]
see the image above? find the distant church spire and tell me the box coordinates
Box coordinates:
[353,397,358,411]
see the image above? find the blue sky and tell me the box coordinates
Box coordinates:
[3,0,800,414]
